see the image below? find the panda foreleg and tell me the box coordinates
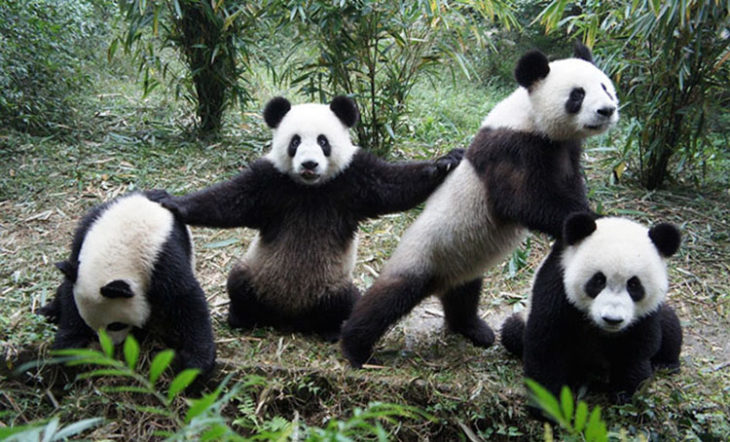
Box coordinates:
[226,269,270,330]
[51,282,96,349]
[608,357,653,404]
[500,313,526,357]
[440,278,495,348]
[340,272,431,368]
[652,304,682,373]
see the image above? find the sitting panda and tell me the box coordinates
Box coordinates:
[154,96,462,341]
[501,213,682,405]
[341,44,620,367]
[39,192,216,375]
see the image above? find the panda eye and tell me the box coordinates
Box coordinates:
[626,276,645,301]
[317,134,331,157]
[288,135,301,157]
[584,272,606,298]
[566,87,585,114]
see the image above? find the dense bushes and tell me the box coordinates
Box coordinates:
[0,0,111,135]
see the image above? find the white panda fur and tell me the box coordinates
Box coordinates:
[341,44,619,367]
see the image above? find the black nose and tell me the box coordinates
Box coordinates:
[597,106,615,117]
[602,315,623,325]
[302,161,318,170]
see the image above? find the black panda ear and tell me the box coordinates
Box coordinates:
[100,280,135,298]
[649,223,681,258]
[55,260,77,281]
[564,212,597,245]
[263,96,291,129]
[573,42,594,64]
[330,95,359,128]
[515,50,550,89]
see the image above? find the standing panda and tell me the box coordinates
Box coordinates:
[39,192,216,375]
[154,96,462,341]
[501,213,682,405]
[341,44,620,367]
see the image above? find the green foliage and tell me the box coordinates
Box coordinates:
[0,416,104,442]
[280,0,516,156]
[538,0,730,189]
[0,0,111,135]
[525,379,608,442]
[112,0,269,136]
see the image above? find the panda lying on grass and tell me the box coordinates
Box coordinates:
[40,192,216,376]
[501,213,682,406]
[154,96,463,341]
[341,44,620,367]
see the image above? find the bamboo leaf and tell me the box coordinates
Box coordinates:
[149,349,175,385]
[123,335,140,371]
[574,401,589,433]
[168,369,201,401]
[560,386,574,423]
[98,329,114,358]
[51,417,104,440]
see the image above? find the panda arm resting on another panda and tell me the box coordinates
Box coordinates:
[350,148,464,219]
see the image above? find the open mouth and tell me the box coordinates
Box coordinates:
[300,170,320,182]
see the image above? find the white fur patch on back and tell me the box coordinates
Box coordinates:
[561,217,669,331]
[74,194,174,343]
[382,161,526,291]
[265,103,359,184]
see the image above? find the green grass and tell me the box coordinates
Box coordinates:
[1,60,729,440]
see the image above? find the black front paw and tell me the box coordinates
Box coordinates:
[434,148,465,175]
[144,189,186,218]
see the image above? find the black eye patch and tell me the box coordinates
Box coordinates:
[317,134,331,156]
[107,322,128,331]
[565,87,585,114]
[584,272,606,298]
[626,276,645,301]
[288,135,301,157]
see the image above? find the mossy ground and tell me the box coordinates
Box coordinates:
[1,66,728,440]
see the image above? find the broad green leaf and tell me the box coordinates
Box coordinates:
[168,368,201,401]
[123,335,140,371]
[585,406,608,442]
[78,368,135,379]
[40,417,59,442]
[149,350,175,385]
[98,329,114,358]
[560,386,574,424]
[574,401,589,433]
[525,379,567,427]
[186,389,222,423]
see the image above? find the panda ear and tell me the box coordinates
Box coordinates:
[55,260,77,281]
[263,96,291,129]
[649,223,681,258]
[563,212,597,245]
[573,42,594,64]
[515,50,550,89]
[330,96,359,128]
[100,280,135,298]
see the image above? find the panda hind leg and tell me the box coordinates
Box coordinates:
[440,278,495,348]
[652,304,682,373]
[500,313,526,357]
[294,283,360,342]
[226,269,276,330]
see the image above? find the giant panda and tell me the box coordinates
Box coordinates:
[500,213,682,405]
[341,44,620,367]
[153,96,462,341]
[39,191,216,375]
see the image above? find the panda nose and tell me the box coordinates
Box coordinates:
[602,315,624,326]
[597,106,616,117]
[301,161,318,171]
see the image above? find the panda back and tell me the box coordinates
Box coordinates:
[74,194,175,332]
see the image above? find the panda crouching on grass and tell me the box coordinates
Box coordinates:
[40,192,216,376]
[341,44,620,367]
[501,213,682,405]
[154,96,463,341]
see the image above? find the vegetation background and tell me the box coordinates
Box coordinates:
[1,0,728,440]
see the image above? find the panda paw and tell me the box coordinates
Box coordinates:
[145,189,186,218]
[434,148,464,175]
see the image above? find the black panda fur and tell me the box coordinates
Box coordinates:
[39,191,216,375]
[340,44,620,367]
[153,96,462,340]
[501,213,682,405]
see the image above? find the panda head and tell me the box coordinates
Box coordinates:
[264,96,360,185]
[515,44,619,141]
[561,213,681,332]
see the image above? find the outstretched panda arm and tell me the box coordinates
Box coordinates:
[149,159,275,229]
[469,129,594,239]
[349,149,463,218]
